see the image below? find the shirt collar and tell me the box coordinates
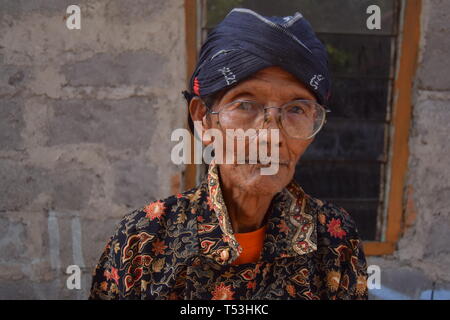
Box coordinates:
[196,162,318,265]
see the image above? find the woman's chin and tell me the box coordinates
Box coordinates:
[237,164,292,195]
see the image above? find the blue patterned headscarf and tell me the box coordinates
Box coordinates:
[183,8,331,106]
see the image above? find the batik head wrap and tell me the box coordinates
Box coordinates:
[182,8,331,107]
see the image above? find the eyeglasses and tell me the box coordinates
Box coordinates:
[205,99,331,140]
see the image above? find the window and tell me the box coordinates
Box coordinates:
[185,0,421,254]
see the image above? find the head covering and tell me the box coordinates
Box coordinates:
[182,8,331,106]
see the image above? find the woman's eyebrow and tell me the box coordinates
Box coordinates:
[223,87,256,100]
[233,91,257,99]
[292,95,316,101]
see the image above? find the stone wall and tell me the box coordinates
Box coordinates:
[0,0,186,299]
[368,0,450,300]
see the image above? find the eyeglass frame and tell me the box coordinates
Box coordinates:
[202,98,331,140]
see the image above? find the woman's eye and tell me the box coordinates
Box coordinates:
[289,105,305,114]
[236,101,253,111]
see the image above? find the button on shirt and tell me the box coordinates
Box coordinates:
[232,224,268,265]
[89,163,369,300]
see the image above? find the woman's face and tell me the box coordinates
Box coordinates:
[190,66,316,196]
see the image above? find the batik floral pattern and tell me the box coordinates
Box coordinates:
[89,163,368,300]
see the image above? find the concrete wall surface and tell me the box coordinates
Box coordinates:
[368,0,450,300]
[0,0,186,299]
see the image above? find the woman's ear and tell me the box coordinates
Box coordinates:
[188,97,212,146]
[189,96,207,123]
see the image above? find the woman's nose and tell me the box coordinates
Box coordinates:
[260,106,284,148]
[263,106,282,129]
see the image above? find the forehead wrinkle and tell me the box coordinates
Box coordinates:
[225,77,315,101]
[253,71,317,101]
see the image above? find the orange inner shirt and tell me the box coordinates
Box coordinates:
[231,224,268,265]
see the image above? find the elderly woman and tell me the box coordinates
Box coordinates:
[90,8,368,300]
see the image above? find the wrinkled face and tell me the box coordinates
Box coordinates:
[190,66,316,196]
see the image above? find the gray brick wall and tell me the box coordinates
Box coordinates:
[0,0,186,299]
[368,0,450,300]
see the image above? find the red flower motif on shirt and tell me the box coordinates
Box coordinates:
[144,200,166,221]
[100,281,109,291]
[104,267,119,285]
[327,218,347,239]
[286,284,296,297]
[222,234,231,243]
[152,239,168,255]
[210,184,218,197]
[247,281,256,289]
[206,195,215,211]
[211,282,234,300]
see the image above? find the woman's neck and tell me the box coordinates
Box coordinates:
[220,176,274,233]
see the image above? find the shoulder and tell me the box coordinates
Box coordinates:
[308,196,369,299]
[90,186,203,299]
[112,186,201,243]
[306,195,363,249]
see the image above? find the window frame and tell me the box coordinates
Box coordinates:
[183,0,422,256]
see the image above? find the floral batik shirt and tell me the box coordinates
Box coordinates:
[89,163,368,300]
